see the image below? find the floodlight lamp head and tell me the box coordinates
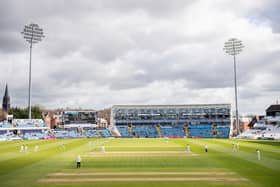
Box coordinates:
[21,23,45,45]
[223,38,244,56]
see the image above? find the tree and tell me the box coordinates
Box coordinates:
[9,106,43,119]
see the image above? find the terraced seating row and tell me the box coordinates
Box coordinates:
[117,126,130,137]
[86,130,98,137]
[160,127,185,137]
[0,122,12,128]
[98,129,111,137]
[237,124,280,140]
[53,130,83,139]
[188,124,230,138]
[0,121,47,129]
[22,132,46,140]
[132,126,158,137]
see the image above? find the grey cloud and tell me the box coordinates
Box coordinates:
[0,0,279,114]
[0,31,25,53]
[100,0,193,17]
[258,0,280,33]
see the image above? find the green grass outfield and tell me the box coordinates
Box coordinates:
[0,138,279,187]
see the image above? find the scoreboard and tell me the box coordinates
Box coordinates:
[62,111,97,126]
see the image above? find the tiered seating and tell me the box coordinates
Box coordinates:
[188,124,230,138]
[217,127,230,138]
[53,130,82,138]
[117,126,130,137]
[53,130,69,138]
[133,126,146,137]
[68,130,83,138]
[238,124,280,140]
[13,119,47,128]
[237,129,263,139]
[0,133,22,141]
[188,124,213,138]
[146,126,159,137]
[265,125,280,139]
[132,126,158,137]
[98,129,111,137]
[22,132,46,140]
[0,122,12,128]
[0,134,7,141]
[160,126,185,137]
[86,130,97,138]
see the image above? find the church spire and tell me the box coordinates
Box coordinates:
[4,84,8,98]
[2,84,10,113]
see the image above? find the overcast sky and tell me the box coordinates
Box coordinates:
[0,0,279,114]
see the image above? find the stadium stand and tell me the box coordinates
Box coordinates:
[117,126,130,137]
[98,129,111,137]
[53,130,83,139]
[237,117,280,140]
[111,104,231,138]
[132,125,158,138]
[0,119,48,141]
[160,126,185,138]
[85,130,98,138]
[22,131,46,140]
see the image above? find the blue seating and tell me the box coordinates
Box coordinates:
[160,127,185,137]
[0,122,12,128]
[188,124,213,138]
[98,129,111,137]
[117,126,130,137]
[22,132,46,140]
[86,130,97,137]
[217,127,230,138]
[187,124,230,138]
[132,126,158,137]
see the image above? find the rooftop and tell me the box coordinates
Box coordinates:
[266,104,280,112]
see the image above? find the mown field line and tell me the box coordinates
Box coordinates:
[90,151,189,153]
[83,153,198,157]
[49,171,237,176]
[39,177,248,182]
[191,139,280,171]
[84,151,198,157]
[100,146,182,148]
[0,139,78,163]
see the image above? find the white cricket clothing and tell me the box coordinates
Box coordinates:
[101,146,105,153]
[257,150,261,160]
[76,156,81,162]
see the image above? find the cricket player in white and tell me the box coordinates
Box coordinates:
[257,149,261,160]
[34,145,39,152]
[24,145,28,153]
[20,145,24,153]
[101,145,105,153]
[204,144,208,152]
[76,155,81,168]
[186,144,191,153]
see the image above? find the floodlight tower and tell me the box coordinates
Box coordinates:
[21,23,45,119]
[223,38,244,135]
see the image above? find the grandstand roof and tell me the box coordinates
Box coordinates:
[266,104,280,112]
[112,104,231,108]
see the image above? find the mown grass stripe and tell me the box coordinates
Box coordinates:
[48,171,237,176]
[190,139,280,171]
[39,177,249,182]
